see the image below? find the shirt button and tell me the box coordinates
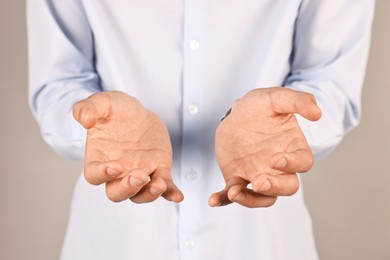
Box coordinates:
[188,39,200,50]
[188,104,199,115]
[184,239,196,250]
[185,169,198,181]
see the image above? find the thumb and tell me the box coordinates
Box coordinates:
[73,99,99,129]
[73,93,110,129]
[153,167,184,203]
[270,87,322,121]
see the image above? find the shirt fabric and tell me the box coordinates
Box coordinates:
[27,1,374,259]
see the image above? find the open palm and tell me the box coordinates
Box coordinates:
[73,91,183,203]
[209,87,321,208]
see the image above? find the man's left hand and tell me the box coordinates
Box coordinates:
[209,87,322,208]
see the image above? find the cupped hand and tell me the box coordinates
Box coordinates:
[73,91,184,203]
[209,87,322,208]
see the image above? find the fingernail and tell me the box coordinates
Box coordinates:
[130,176,145,186]
[258,179,272,192]
[150,187,161,195]
[233,192,245,202]
[275,157,287,168]
[107,167,120,176]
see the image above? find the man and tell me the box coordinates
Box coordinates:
[28,1,374,259]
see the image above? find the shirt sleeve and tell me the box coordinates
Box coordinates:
[284,0,375,160]
[27,0,100,160]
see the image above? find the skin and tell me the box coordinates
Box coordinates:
[73,87,321,207]
[209,87,322,208]
[73,91,184,203]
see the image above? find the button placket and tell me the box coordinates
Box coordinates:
[179,0,205,258]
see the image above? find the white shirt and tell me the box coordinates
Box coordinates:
[27,1,374,259]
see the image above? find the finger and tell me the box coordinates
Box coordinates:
[130,177,167,204]
[208,177,248,207]
[269,88,322,121]
[227,185,277,208]
[252,173,300,197]
[208,188,232,207]
[270,148,314,173]
[72,93,111,129]
[128,168,150,187]
[152,167,184,203]
[161,182,184,203]
[84,160,124,185]
[105,169,150,202]
[73,99,99,129]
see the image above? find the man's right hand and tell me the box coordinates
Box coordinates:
[73,91,184,203]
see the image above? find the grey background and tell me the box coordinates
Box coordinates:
[1,1,389,259]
